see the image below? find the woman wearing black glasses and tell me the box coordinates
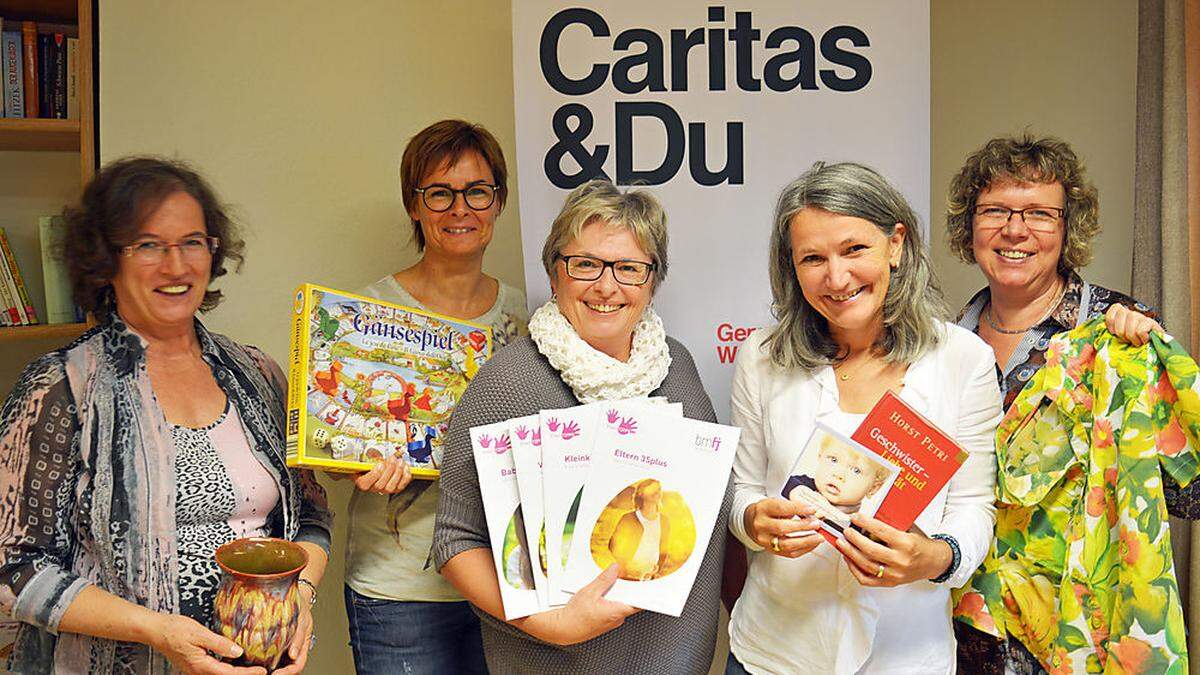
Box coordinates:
[341,120,528,675]
[433,180,727,674]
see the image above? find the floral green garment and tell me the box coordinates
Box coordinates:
[953,318,1200,674]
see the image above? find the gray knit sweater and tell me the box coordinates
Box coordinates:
[434,336,729,675]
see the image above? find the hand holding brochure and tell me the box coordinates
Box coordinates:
[471,399,736,619]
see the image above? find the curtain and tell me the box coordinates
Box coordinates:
[1132,0,1199,667]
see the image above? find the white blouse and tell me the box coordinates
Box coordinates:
[727,322,1002,675]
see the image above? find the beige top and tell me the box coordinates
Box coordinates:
[345,274,528,602]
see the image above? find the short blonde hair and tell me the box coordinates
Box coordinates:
[540,180,669,291]
[946,134,1099,273]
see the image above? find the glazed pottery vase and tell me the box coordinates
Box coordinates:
[213,537,308,670]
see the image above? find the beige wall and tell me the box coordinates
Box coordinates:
[47,1,1133,673]
[931,0,1138,309]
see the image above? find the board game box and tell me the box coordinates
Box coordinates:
[285,283,492,477]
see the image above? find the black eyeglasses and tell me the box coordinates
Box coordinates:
[973,205,1064,233]
[414,184,498,212]
[557,254,656,286]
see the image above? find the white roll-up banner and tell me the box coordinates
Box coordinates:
[513,1,930,421]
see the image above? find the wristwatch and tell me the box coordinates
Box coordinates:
[297,578,318,607]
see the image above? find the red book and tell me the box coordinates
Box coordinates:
[850,391,969,533]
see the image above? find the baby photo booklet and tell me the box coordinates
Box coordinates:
[472,398,735,619]
[782,423,900,544]
[781,392,970,544]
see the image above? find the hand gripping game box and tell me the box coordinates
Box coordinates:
[285,283,492,477]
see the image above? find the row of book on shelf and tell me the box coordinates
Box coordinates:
[281,283,969,618]
[0,217,82,328]
[1,18,80,120]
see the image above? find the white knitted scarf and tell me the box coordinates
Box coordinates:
[528,300,671,404]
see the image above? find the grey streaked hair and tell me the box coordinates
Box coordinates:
[540,179,668,291]
[763,161,948,370]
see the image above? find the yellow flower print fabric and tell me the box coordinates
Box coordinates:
[953,318,1200,674]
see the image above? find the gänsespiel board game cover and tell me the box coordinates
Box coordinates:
[285,283,492,477]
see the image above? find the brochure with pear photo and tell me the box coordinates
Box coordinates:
[560,406,739,616]
[471,398,733,619]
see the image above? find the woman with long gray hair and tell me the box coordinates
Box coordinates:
[724,162,1002,674]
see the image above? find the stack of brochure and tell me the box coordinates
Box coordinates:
[470,398,740,619]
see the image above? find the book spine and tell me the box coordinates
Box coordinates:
[20,21,35,118]
[285,285,310,466]
[52,33,64,119]
[0,237,18,326]
[65,37,77,120]
[36,34,49,119]
[39,216,76,324]
[0,229,37,324]
[0,229,28,324]
[2,32,22,118]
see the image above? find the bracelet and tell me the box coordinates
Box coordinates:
[297,578,318,607]
[929,534,960,584]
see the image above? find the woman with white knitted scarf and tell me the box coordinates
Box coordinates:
[433,180,727,674]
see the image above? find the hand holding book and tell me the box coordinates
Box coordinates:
[741,497,822,558]
[832,512,955,587]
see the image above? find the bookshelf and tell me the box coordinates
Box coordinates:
[0,0,94,352]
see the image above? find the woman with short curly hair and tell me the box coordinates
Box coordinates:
[945,134,1197,674]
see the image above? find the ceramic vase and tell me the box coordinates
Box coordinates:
[213,537,308,671]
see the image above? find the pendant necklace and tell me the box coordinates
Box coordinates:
[985,282,1066,335]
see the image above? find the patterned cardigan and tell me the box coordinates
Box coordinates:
[0,317,331,674]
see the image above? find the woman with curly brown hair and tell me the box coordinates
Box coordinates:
[945,134,1199,674]
[0,156,331,675]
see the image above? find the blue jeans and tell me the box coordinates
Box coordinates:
[344,586,486,675]
[724,651,751,675]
